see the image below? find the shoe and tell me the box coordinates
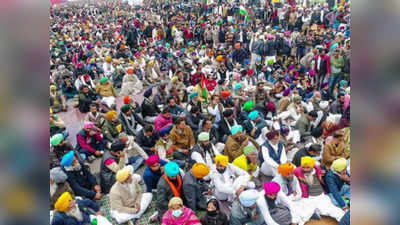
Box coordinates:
[148,212,158,223]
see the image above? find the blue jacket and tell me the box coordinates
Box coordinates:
[325,169,349,208]
[63,162,98,199]
[51,199,99,225]
[143,160,167,192]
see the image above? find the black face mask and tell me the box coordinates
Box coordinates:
[207,210,218,217]
[217,168,226,174]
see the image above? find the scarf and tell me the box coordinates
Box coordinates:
[163,206,200,225]
[163,172,182,198]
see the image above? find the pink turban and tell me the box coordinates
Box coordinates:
[145,155,160,167]
[266,34,274,40]
[83,122,94,130]
[266,102,276,112]
[264,181,281,195]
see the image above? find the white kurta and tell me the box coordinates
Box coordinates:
[260,142,288,176]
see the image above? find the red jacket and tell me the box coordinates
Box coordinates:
[293,165,325,198]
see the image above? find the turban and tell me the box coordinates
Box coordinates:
[301,156,316,168]
[216,55,224,62]
[221,91,231,99]
[143,87,153,98]
[168,197,183,208]
[134,52,141,58]
[167,53,173,58]
[171,76,178,83]
[105,56,112,62]
[264,181,281,195]
[198,132,210,142]
[266,102,276,112]
[127,67,134,74]
[223,109,233,117]
[267,34,274,40]
[282,87,291,97]
[214,155,229,167]
[331,158,347,172]
[234,43,241,49]
[50,167,68,184]
[234,83,243,91]
[165,43,170,47]
[159,126,172,137]
[278,162,295,176]
[83,121,94,130]
[192,163,210,179]
[266,130,279,140]
[239,190,259,207]
[145,155,160,167]
[110,141,125,152]
[116,165,133,183]
[339,80,348,87]
[54,192,72,212]
[60,151,75,167]
[164,161,180,177]
[319,101,329,109]
[321,82,329,89]
[189,92,198,100]
[50,133,64,146]
[293,95,302,103]
[50,85,57,91]
[105,110,117,121]
[123,95,130,104]
[248,110,259,121]
[201,45,206,49]
[243,145,257,155]
[231,125,243,136]
[120,104,131,114]
[243,100,254,111]
[247,69,254,76]
[148,60,154,67]
[256,56,262,61]
[99,77,108,84]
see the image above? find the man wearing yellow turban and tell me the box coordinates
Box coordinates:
[292,156,345,223]
[102,110,123,145]
[325,158,350,210]
[182,163,210,211]
[209,155,254,202]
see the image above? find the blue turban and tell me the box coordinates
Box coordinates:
[239,190,260,207]
[60,150,75,167]
[339,80,348,87]
[189,92,198,100]
[164,161,180,177]
[304,91,314,102]
[234,83,243,91]
[143,87,153,98]
[248,110,259,121]
[159,126,171,137]
[231,125,243,135]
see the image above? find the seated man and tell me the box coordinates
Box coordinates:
[259,130,288,177]
[217,109,239,143]
[294,156,345,222]
[103,110,123,145]
[141,87,161,123]
[50,85,67,113]
[136,124,159,156]
[170,118,195,161]
[100,142,127,194]
[243,110,268,139]
[295,110,318,141]
[50,133,80,163]
[185,106,205,138]
[75,122,105,161]
[230,190,265,225]
[143,155,168,193]
[272,163,302,201]
[78,85,100,113]
[156,161,184,222]
[61,151,102,200]
[325,158,350,210]
[224,125,260,162]
[109,166,153,224]
[154,108,173,133]
[50,167,74,210]
[166,97,185,121]
[50,108,68,137]
[52,192,101,225]
[233,145,265,188]
[118,132,148,162]
[182,163,210,211]
[84,104,105,130]
[211,155,253,202]
[61,75,78,99]
[292,143,322,168]
[119,104,145,137]
[200,119,221,147]
[96,77,117,109]
[322,130,348,169]
[256,182,300,225]
[188,132,221,169]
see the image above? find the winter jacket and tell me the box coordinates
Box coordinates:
[325,169,350,208]
[293,165,325,198]
[169,125,195,151]
[141,98,160,118]
[102,119,121,143]
[182,170,208,211]
[143,160,167,192]
[76,129,103,154]
[224,135,260,162]
[118,111,145,137]
[64,162,98,199]
[136,130,159,154]
[154,114,173,133]
[229,200,265,225]
[243,119,268,139]
[156,175,184,221]
[51,198,99,225]
[95,82,117,97]
[322,140,347,169]
[109,176,143,214]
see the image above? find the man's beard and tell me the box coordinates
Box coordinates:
[65,163,82,172]
[201,143,211,151]
[304,171,314,184]
[66,204,84,222]
[50,182,58,197]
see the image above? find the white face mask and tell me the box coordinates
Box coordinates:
[172,209,183,217]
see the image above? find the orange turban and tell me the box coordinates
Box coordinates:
[278,162,295,176]
[234,43,241,49]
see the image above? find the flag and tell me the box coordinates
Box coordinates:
[201,76,208,103]
[239,6,250,21]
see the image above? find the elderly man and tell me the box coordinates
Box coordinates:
[50,167,74,210]
[61,151,102,200]
[182,163,210,211]
[188,132,221,168]
[52,192,101,225]
[170,117,195,161]
[210,155,254,202]
[230,190,265,225]
[224,125,260,163]
[109,166,153,224]
[325,158,350,210]
[272,163,302,202]
[260,130,288,177]
[294,156,345,222]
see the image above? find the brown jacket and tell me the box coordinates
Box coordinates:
[321,140,348,168]
[224,135,260,162]
[170,125,195,151]
[109,178,142,214]
[96,82,117,97]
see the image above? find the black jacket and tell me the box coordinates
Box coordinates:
[136,130,159,154]
[100,151,118,194]
[118,112,145,136]
[63,162,98,199]
[141,98,160,118]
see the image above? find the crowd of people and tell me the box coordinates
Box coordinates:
[49,0,351,224]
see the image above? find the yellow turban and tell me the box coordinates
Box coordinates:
[192,163,210,179]
[116,165,133,183]
[331,158,347,172]
[105,56,112,63]
[105,110,117,121]
[54,192,72,212]
[278,162,295,176]
[171,76,178,83]
[168,197,183,208]
[301,156,316,168]
[148,60,155,67]
[214,155,229,167]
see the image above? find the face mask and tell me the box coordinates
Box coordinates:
[207,210,217,216]
[217,168,226,174]
[172,209,183,217]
